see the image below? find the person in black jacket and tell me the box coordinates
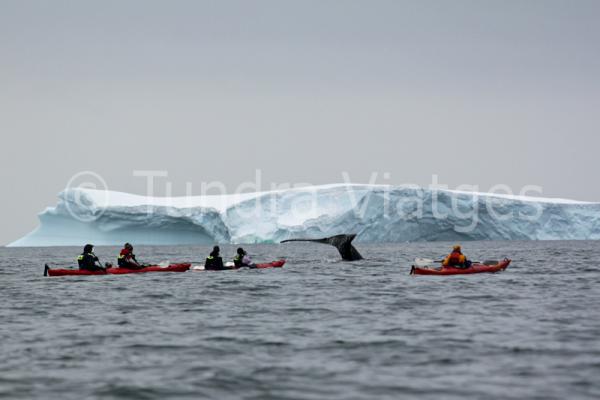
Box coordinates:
[77,244,106,272]
[204,246,227,270]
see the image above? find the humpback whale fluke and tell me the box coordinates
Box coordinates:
[281,234,363,261]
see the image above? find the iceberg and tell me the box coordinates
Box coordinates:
[8,184,600,247]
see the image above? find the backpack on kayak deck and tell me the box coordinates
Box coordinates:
[453,260,472,269]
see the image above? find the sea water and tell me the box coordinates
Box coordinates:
[1,241,599,399]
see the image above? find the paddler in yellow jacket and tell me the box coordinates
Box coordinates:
[442,245,471,268]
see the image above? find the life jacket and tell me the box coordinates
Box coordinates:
[205,255,225,270]
[119,249,135,261]
[118,248,132,260]
[444,251,466,266]
[77,251,95,260]
[205,255,215,267]
[118,248,136,266]
[233,254,242,267]
[78,252,97,268]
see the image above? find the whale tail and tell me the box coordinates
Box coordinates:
[281,233,363,261]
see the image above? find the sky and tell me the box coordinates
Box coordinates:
[1,0,599,245]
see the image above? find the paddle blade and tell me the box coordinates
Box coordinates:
[414,258,445,267]
[414,258,434,267]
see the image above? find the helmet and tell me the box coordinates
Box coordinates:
[237,247,245,255]
[84,244,94,253]
[453,245,462,252]
[125,243,133,250]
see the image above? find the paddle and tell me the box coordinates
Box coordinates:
[93,258,107,272]
[190,261,237,271]
[414,258,443,267]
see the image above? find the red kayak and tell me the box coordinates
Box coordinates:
[191,260,285,271]
[44,263,191,276]
[410,259,511,276]
[254,260,286,269]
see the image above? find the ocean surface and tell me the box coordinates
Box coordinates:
[1,241,599,400]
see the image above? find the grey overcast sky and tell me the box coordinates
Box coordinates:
[1,0,599,245]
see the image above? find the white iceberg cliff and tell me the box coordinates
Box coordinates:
[8,184,600,246]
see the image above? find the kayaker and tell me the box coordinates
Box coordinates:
[233,247,255,268]
[77,244,106,272]
[117,243,143,269]
[205,246,227,270]
[442,245,471,268]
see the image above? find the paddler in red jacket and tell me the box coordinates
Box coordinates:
[117,243,143,269]
[442,245,471,268]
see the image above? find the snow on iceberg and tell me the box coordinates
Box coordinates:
[8,184,600,246]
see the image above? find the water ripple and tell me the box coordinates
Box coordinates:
[1,241,600,399]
